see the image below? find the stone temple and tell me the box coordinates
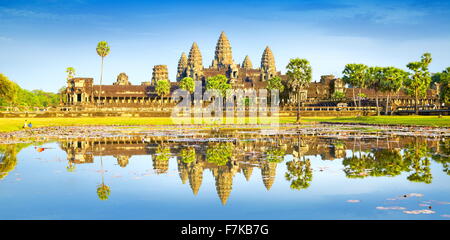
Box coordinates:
[176,31,280,90]
[64,32,440,109]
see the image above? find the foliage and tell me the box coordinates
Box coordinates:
[206,142,234,166]
[206,74,231,96]
[0,73,19,105]
[0,73,60,108]
[286,58,312,92]
[285,158,313,190]
[403,142,432,184]
[342,64,368,88]
[155,79,170,98]
[331,91,346,101]
[343,149,407,178]
[179,77,195,93]
[432,67,450,104]
[180,147,196,163]
[380,67,408,94]
[96,184,111,200]
[431,139,450,175]
[267,76,285,92]
[366,67,383,92]
[0,143,32,179]
[66,67,76,80]
[342,142,432,184]
[155,145,171,162]
[405,53,432,107]
[265,147,286,163]
[96,41,110,58]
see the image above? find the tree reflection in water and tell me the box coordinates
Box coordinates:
[0,143,32,180]
[2,134,449,205]
[343,138,434,184]
[285,157,313,190]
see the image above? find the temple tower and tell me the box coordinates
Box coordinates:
[177,159,189,184]
[113,73,131,85]
[151,65,169,85]
[215,168,234,205]
[261,46,276,81]
[187,42,203,81]
[242,166,254,181]
[211,32,234,69]
[241,55,253,69]
[260,161,277,190]
[188,163,204,196]
[176,52,188,82]
[115,155,130,168]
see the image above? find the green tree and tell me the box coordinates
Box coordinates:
[267,76,285,92]
[405,53,432,115]
[206,142,233,166]
[155,79,171,106]
[286,58,312,122]
[0,73,19,107]
[366,67,383,115]
[180,147,196,163]
[331,91,346,101]
[432,67,450,105]
[342,64,368,108]
[431,139,450,175]
[179,77,195,93]
[96,184,111,200]
[380,67,408,115]
[58,86,67,104]
[66,67,76,80]
[206,74,231,96]
[96,41,110,104]
[96,157,111,200]
[404,140,432,184]
[285,157,313,190]
[265,147,286,163]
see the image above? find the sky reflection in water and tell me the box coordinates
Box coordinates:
[0,134,449,220]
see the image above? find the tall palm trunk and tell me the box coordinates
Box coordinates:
[385,93,390,115]
[415,90,419,115]
[358,88,362,108]
[296,91,301,123]
[375,91,380,116]
[98,57,104,107]
[352,88,357,108]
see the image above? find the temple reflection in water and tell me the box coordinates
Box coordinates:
[55,131,449,205]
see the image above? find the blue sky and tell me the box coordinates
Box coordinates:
[1,0,449,92]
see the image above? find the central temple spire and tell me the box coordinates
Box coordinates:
[211,31,234,68]
[188,42,203,69]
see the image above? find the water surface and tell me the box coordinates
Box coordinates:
[1,127,449,219]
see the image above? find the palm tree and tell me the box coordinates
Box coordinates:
[66,67,76,80]
[286,58,312,123]
[96,156,111,200]
[96,41,110,105]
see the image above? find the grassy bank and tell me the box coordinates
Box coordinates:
[300,116,450,127]
[0,116,449,133]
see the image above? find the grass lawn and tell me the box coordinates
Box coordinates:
[0,115,449,133]
[300,116,450,127]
